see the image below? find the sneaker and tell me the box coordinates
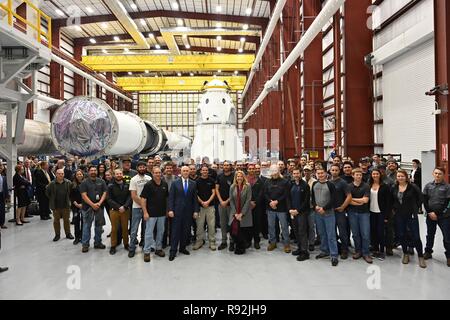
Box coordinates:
[254,242,260,250]
[308,244,315,252]
[94,243,106,249]
[316,253,330,259]
[193,241,204,250]
[128,251,135,258]
[82,246,89,253]
[155,250,165,257]
[402,254,410,264]
[423,252,433,260]
[229,243,235,252]
[109,247,116,255]
[267,243,277,251]
[66,234,74,240]
[340,251,348,260]
[352,252,362,260]
[144,253,151,262]
[363,256,373,264]
[331,258,339,267]
[209,244,216,251]
[418,257,427,269]
[284,245,292,254]
[377,253,385,261]
[218,243,227,251]
[297,253,310,261]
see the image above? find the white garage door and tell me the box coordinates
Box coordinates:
[382,39,436,162]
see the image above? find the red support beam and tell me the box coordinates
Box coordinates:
[333,13,342,154]
[343,0,374,160]
[435,0,450,179]
[303,0,324,159]
[50,25,63,102]
[53,10,268,29]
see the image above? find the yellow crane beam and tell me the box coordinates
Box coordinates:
[117,76,247,91]
[81,54,254,72]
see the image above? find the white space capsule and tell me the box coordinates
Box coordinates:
[190,80,244,162]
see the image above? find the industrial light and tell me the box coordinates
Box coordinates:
[240,37,246,42]
[172,2,179,10]
[86,6,94,13]
[114,36,120,41]
[234,71,238,75]
[155,74,158,78]
[130,3,137,10]
[246,8,252,15]
[89,38,96,44]
[216,23,222,29]
[128,72,132,75]
[243,24,249,30]
[238,48,243,53]
[145,70,149,73]
[102,49,108,54]
[177,19,184,26]
[55,9,64,16]
[185,44,191,49]
[216,36,222,41]
[155,44,161,49]
[101,22,108,29]
[218,70,222,73]
[190,72,194,76]
[217,46,222,52]
[177,72,182,77]
[216,5,222,12]
[140,19,146,26]
[124,48,130,53]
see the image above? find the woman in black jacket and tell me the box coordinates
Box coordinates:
[70,170,84,245]
[391,169,426,268]
[13,165,31,225]
[369,169,392,260]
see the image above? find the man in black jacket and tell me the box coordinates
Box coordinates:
[289,168,310,261]
[311,168,339,266]
[34,161,52,220]
[248,163,265,249]
[265,165,291,253]
[107,169,132,255]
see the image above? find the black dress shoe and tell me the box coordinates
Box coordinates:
[73,238,80,245]
[254,242,260,250]
[0,225,7,229]
[128,251,135,258]
[292,249,301,256]
[0,267,8,273]
[229,243,235,252]
[94,243,106,249]
[110,247,116,255]
[124,244,130,251]
[41,216,51,220]
[53,235,60,242]
[179,249,190,255]
[139,240,144,247]
[66,234,74,240]
[169,255,175,261]
[20,220,30,224]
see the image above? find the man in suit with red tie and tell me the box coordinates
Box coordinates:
[168,166,199,261]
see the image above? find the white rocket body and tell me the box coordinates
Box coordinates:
[190,80,244,162]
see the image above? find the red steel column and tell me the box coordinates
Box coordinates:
[50,25,63,101]
[303,0,324,159]
[435,0,450,179]
[343,0,374,160]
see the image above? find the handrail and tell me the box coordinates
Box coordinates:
[0,0,52,49]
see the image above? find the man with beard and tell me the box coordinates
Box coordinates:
[80,166,108,253]
[216,161,235,251]
[128,162,152,258]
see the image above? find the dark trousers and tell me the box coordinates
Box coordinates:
[36,190,50,218]
[252,206,262,244]
[370,212,386,253]
[161,216,172,247]
[335,212,350,252]
[395,213,424,257]
[261,208,268,238]
[293,213,309,252]
[170,214,192,255]
[385,214,395,250]
[73,208,83,240]
[0,195,5,226]
[426,216,450,258]
[232,226,251,252]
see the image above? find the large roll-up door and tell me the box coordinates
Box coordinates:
[382,38,436,162]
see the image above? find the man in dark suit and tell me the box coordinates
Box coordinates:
[34,161,52,220]
[168,166,200,261]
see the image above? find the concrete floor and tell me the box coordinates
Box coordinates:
[0,209,449,300]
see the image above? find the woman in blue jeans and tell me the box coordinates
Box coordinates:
[391,170,426,268]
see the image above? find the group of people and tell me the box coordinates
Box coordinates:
[0,153,449,270]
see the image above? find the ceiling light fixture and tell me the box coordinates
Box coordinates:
[190,72,194,76]
[172,2,179,10]
[177,19,183,26]
[185,44,191,49]
[243,24,249,30]
[178,72,182,77]
[128,72,132,75]
[102,49,108,54]
[216,36,222,41]
[130,3,137,10]
[216,5,222,12]
[246,8,252,15]
[89,38,96,44]
[140,19,146,26]
[240,37,246,42]
[216,22,222,29]
[238,48,243,53]
[155,44,161,49]
[55,9,64,16]
[217,46,222,52]
[114,36,120,41]
[86,6,94,13]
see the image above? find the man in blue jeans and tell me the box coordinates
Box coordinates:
[80,166,108,253]
[128,162,152,258]
[141,167,169,262]
[264,165,291,253]
[311,168,339,267]
[348,168,372,264]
